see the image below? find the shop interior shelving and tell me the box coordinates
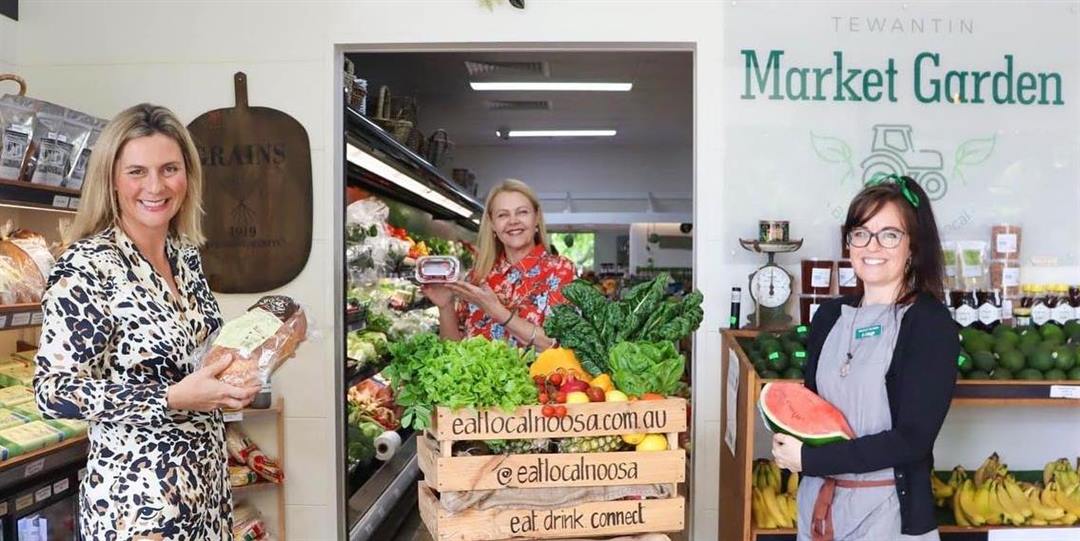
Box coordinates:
[719,329,1080,541]
[342,105,483,541]
[226,398,287,540]
[0,178,81,213]
[0,303,43,331]
[344,105,483,229]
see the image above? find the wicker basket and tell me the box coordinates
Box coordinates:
[425,129,454,167]
[373,86,415,145]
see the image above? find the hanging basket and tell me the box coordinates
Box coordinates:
[373,86,416,145]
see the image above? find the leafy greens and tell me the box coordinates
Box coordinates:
[608,341,686,397]
[384,333,537,430]
[544,273,703,375]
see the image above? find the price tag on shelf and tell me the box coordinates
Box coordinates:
[0,315,7,328]
[989,528,1080,541]
[68,197,80,209]
[34,486,52,502]
[1049,385,1080,400]
[30,311,43,325]
[15,494,33,511]
[10,312,31,327]
[24,459,45,478]
[53,479,69,494]
[52,195,70,208]
[223,411,243,423]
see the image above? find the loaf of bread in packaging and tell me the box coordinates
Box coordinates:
[204,295,308,387]
[0,229,54,303]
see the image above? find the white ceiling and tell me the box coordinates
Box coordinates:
[347,50,693,148]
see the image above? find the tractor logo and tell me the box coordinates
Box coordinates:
[861,124,947,200]
[811,124,996,201]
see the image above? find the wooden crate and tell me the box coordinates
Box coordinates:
[419,398,688,540]
[419,482,686,541]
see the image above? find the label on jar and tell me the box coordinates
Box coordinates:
[1032,304,1052,326]
[995,233,1019,255]
[955,305,978,327]
[978,303,1000,326]
[1001,267,1021,287]
[1001,299,1014,321]
[810,268,832,289]
[1052,304,1074,325]
[838,267,857,288]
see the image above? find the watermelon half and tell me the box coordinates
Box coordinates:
[758,382,856,447]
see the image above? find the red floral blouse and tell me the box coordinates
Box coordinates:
[456,244,576,346]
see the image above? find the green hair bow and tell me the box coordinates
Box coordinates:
[866,172,921,208]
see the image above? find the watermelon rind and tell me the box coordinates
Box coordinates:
[757,383,853,447]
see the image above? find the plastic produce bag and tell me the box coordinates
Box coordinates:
[198,295,309,387]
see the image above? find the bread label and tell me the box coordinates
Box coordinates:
[213,308,284,355]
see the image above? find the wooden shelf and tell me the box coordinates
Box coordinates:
[0,178,81,212]
[0,434,87,471]
[0,303,43,331]
[223,399,284,422]
[231,479,282,494]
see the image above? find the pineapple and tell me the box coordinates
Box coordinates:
[557,436,625,454]
[487,438,553,454]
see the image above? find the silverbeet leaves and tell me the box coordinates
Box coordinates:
[544,273,704,376]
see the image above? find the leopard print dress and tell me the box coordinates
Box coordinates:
[34,227,231,540]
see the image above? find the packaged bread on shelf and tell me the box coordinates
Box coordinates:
[0,226,54,304]
[200,295,308,387]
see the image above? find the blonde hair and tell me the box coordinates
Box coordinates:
[65,103,206,246]
[471,179,550,284]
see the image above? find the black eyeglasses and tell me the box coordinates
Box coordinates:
[846,227,906,249]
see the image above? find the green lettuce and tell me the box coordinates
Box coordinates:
[384,334,537,430]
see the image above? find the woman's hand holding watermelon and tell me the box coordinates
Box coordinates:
[771,433,803,472]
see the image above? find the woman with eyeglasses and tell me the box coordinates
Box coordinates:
[771,175,959,541]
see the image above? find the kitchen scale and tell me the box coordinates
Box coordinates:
[739,238,803,330]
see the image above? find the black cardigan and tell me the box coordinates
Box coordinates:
[801,293,959,535]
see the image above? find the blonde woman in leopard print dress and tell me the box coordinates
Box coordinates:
[33,104,259,540]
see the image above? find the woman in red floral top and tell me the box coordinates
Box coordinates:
[422,179,575,351]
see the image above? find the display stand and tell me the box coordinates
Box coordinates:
[719,329,1080,541]
[227,398,287,540]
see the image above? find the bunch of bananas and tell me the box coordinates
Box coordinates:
[935,453,1080,527]
[751,459,799,529]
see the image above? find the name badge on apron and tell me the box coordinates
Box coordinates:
[855,325,883,340]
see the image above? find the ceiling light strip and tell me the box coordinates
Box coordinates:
[346,144,474,218]
[470,82,632,92]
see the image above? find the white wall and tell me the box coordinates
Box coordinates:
[9,2,1077,540]
[452,144,692,200]
[594,230,622,267]
[629,223,693,271]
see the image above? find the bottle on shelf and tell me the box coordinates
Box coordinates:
[729,287,742,330]
[953,290,979,329]
[1051,284,1074,325]
[976,290,1002,331]
[1031,285,1052,327]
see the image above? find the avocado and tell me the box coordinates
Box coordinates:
[965,370,992,380]
[991,368,1014,381]
[1017,368,1044,381]
[973,351,997,372]
[998,350,1026,373]
[1028,349,1055,372]
[956,351,974,373]
[1052,346,1077,371]
[1044,368,1067,381]
[1068,367,1080,380]
[782,367,804,380]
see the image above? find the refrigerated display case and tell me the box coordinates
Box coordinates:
[340,105,483,541]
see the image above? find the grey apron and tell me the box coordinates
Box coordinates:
[796,303,939,541]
